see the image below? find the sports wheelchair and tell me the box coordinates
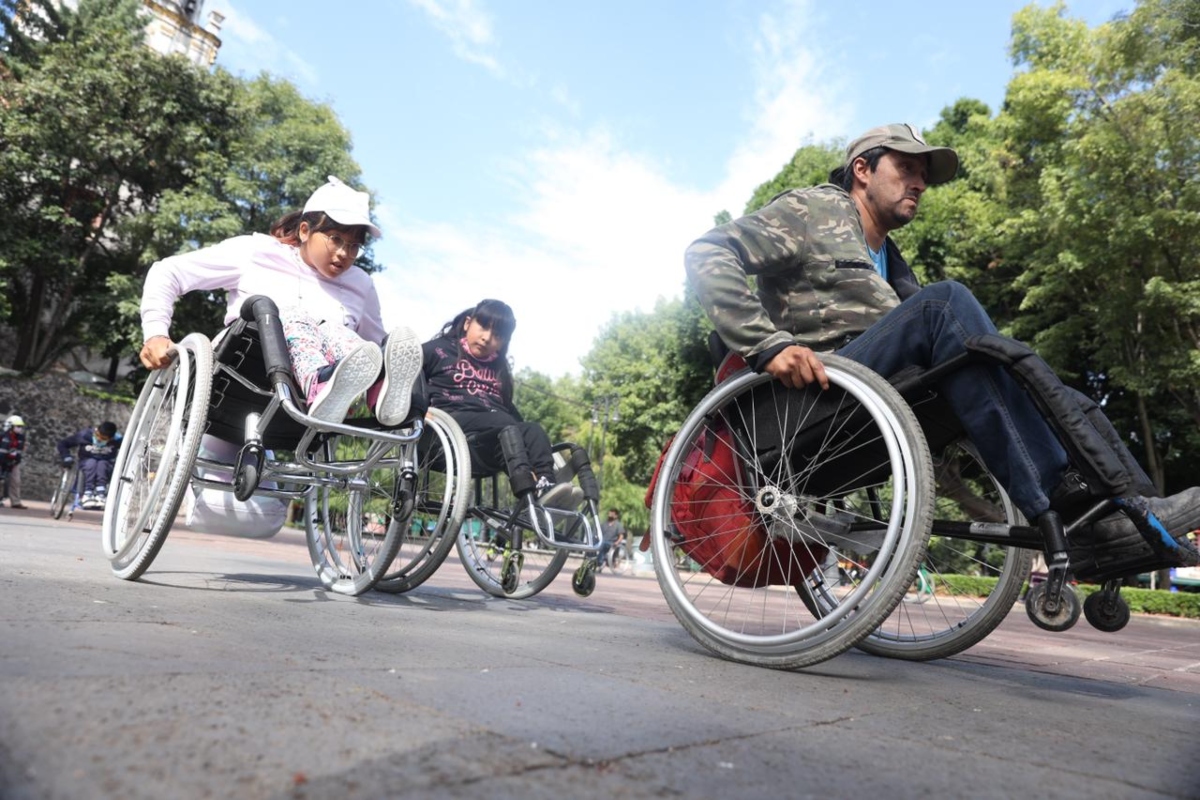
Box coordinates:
[649,334,1163,669]
[371,418,608,600]
[101,296,462,597]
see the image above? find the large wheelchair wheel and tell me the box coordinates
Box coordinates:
[305,432,418,596]
[856,440,1034,660]
[455,481,572,599]
[50,463,78,520]
[103,334,212,580]
[374,408,472,594]
[650,354,933,670]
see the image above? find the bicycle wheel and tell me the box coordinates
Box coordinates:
[650,354,933,669]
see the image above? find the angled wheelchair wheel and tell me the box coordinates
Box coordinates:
[50,464,78,520]
[455,483,571,599]
[856,440,1034,660]
[305,432,417,596]
[103,334,212,580]
[649,354,933,670]
[375,408,472,594]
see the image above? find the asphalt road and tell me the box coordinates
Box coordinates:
[1,504,1198,799]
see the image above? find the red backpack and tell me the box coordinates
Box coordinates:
[644,352,826,588]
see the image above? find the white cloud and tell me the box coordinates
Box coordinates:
[372,2,849,378]
[213,0,319,85]
[717,0,851,207]
[406,0,503,76]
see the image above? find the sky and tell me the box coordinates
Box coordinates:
[204,0,1129,378]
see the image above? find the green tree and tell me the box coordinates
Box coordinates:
[743,141,842,214]
[111,74,376,364]
[0,0,241,375]
[582,293,713,484]
[513,368,588,444]
[995,0,1200,492]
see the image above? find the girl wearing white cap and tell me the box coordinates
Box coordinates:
[139,176,421,427]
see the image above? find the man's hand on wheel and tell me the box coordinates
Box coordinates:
[764,344,830,390]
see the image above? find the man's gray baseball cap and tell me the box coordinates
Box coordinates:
[844,123,959,185]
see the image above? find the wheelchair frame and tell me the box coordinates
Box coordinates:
[370,413,608,600]
[101,297,445,597]
[649,346,1152,670]
[453,441,606,599]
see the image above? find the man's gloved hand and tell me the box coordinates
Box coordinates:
[61,457,75,468]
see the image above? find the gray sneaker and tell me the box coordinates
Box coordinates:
[537,481,583,511]
[308,343,382,424]
[375,327,423,427]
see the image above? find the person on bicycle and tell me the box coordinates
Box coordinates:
[594,508,626,572]
[57,421,120,510]
[684,122,1200,579]
[0,415,28,509]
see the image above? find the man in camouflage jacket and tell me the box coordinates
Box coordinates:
[685,123,1200,574]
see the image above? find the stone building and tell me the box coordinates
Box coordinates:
[141,0,224,67]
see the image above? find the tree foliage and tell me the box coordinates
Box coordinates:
[988,0,1200,491]
[1,0,240,375]
[743,142,842,214]
[581,293,713,485]
[0,0,373,381]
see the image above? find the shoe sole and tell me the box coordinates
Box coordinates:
[308,344,383,424]
[376,327,423,427]
[538,483,581,511]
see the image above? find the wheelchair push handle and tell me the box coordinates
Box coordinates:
[240,296,294,387]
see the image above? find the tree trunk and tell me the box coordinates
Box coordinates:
[1154,568,1172,593]
[12,273,46,374]
[1136,392,1164,494]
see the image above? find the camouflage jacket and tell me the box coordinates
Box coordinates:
[685,184,919,366]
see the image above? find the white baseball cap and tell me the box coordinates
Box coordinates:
[302,176,382,239]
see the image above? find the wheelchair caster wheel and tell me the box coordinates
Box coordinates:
[572,561,596,597]
[1083,590,1130,633]
[1025,582,1081,632]
[500,551,523,594]
[233,445,265,502]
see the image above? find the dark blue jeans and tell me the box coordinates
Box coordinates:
[836,281,1068,519]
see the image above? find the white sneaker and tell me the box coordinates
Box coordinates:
[375,327,423,427]
[308,343,383,424]
[538,481,582,511]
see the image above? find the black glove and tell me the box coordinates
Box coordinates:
[61,457,75,467]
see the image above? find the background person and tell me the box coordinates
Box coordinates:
[57,421,120,510]
[0,415,28,509]
[595,508,626,572]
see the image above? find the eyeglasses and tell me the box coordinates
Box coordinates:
[321,231,365,257]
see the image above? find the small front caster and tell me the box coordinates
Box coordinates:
[1025,581,1081,632]
[500,551,523,594]
[1083,589,1130,633]
[572,560,597,597]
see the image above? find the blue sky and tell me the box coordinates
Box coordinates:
[207,0,1128,377]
